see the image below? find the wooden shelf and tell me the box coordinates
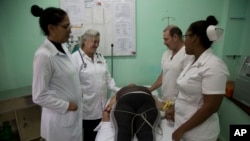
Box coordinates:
[0,86,41,141]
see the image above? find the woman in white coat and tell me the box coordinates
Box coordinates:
[172,15,229,141]
[72,29,120,141]
[31,5,83,141]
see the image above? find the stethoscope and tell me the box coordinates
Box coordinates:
[79,50,87,68]
[78,50,103,69]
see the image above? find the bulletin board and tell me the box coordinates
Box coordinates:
[61,0,136,56]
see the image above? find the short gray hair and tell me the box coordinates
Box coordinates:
[80,29,100,47]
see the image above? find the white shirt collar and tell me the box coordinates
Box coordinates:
[192,48,213,67]
[44,38,66,56]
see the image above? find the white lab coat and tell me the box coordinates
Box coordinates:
[161,46,192,101]
[32,39,83,141]
[71,48,119,120]
[175,49,229,141]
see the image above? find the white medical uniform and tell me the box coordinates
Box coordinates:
[161,47,192,101]
[71,49,119,120]
[175,49,229,141]
[32,39,83,141]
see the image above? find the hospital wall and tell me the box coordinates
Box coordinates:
[0,0,249,141]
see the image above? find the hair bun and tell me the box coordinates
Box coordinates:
[31,5,43,17]
[206,15,218,26]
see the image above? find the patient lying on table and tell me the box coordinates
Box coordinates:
[94,85,174,141]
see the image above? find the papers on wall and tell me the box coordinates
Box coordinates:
[61,0,136,56]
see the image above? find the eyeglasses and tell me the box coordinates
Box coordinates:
[182,34,193,40]
[57,24,72,31]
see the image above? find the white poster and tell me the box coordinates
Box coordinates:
[61,0,136,56]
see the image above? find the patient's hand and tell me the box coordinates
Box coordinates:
[102,110,110,122]
[101,95,116,122]
[106,95,116,111]
[102,98,114,122]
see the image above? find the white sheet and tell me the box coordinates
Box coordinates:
[95,119,174,141]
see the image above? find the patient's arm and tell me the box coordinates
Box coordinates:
[102,110,110,122]
[102,97,115,122]
[106,95,116,112]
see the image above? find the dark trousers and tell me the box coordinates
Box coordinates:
[82,119,101,141]
[112,93,160,141]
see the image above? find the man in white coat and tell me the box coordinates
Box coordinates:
[149,25,192,122]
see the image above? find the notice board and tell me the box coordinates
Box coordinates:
[61,0,136,56]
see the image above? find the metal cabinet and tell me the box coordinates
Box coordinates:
[233,56,250,107]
